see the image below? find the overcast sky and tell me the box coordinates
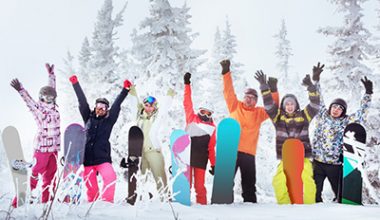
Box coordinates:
[1,0,379,146]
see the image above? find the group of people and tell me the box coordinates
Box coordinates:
[10,59,373,207]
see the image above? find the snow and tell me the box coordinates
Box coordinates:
[1,0,380,219]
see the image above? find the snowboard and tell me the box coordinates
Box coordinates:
[126,126,144,205]
[342,123,367,205]
[211,118,241,204]
[1,126,28,207]
[282,138,305,204]
[170,129,191,206]
[60,123,86,204]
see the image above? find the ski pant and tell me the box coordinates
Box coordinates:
[234,152,257,203]
[272,159,316,204]
[83,162,116,203]
[141,150,168,198]
[12,151,58,207]
[313,160,342,203]
[190,167,207,205]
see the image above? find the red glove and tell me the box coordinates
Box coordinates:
[69,75,78,84]
[45,63,54,75]
[124,80,132,89]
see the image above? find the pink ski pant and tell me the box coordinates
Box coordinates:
[31,151,58,202]
[83,162,116,203]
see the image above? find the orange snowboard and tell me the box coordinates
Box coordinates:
[282,139,304,204]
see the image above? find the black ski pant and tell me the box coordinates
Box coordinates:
[234,152,257,203]
[313,160,342,203]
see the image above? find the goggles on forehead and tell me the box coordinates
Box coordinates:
[96,103,108,111]
[331,104,344,111]
[143,96,156,105]
[244,94,257,100]
[198,109,213,118]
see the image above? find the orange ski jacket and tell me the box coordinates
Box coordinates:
[223,72,279,156]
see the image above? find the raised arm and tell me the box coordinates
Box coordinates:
[221,60,239,112]
[348,77,373,123]
[183,72,197,123]
[255,71,280,121]
[70,75,91,122]
[45,63,56,89]
[108,80,131,124]
[301,74,320,122]
[150,88,175,150]
[10,78,40,114]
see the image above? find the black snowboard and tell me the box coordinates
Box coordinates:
[342,123,366,205]
[127,126,143,205]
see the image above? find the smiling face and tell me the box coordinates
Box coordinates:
[143,102,156,114]
[284,101,296,114]
[243,94,257,108]
[95,103,108,117]
[330,104,344,118]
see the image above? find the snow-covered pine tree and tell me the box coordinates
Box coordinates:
[131,0,205,95]
[319,0,380,203]
[195,27,227,124]
[273,19,299,95]
[220,18,247,95]
[78,37,92,84]
[130,0,206,132]
[89,0,127,98]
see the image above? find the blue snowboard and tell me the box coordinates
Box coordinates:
[211,118,241,204]
[60,123,86,204]
[170,129,191,206]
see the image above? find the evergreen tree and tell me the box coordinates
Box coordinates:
[273,19,299,94]
[131,0,206,95]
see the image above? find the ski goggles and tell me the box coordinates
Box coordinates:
[198,109,213,118]
[95,103,108,111]
[39,94,56,104]
[331,104,344,111]
[143,96,157,105]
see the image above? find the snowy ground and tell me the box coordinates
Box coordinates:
[1,168,380,220]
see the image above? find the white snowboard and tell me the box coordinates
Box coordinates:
[1,126,28,207]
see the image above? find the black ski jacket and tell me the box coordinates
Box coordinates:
[73,82,128,166]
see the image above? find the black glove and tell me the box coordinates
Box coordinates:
[312,62,324,82]
[220,59,230,75]
[302,74,313,88]
[254,70,267,86]
[120,157,128,168]
[10,79,22,92]
[361,76,373,94]
[267,77,278,92]
[209,166,215,176]
[184,72,191,85]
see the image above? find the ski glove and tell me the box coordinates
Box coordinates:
[302,74,313,88]
[69,75,78,84]
[167,88,176,97]
[312,62,324,82]
[184,72,191,84]
[124,80,132,89]
[220,59,230,75]
[129,85,137,96]
[120,158,128,168]
[254,70,267,86]
[45,63,55,75]
[209,166,215,176]
[361,76,373,94]
[10,78,22,92]
[267,77,278,92]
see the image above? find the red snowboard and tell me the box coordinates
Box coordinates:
[282,139,304,204]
